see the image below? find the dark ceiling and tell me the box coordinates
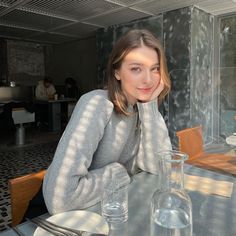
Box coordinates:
[0,0,236,44]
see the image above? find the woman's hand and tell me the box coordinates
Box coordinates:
[150,79,164,101]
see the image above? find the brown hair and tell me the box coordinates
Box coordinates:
[107,29,171,116]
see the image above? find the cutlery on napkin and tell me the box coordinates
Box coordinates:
[28,218,74,235]
[184,174,233,198]
[31,210,109,236]
[29,217,107,236]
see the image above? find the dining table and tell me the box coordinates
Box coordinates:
[34,98,76,132]
[1,164,236,236]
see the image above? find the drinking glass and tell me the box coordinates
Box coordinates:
[101,180,128,224]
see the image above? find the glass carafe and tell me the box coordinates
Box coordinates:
[151,150,192,236]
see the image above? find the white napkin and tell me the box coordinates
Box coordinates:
[33,210,109,236]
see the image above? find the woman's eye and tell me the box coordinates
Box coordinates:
[152,67,160,73]
[131,67,141,73]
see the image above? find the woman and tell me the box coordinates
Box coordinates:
[43,29,172,214]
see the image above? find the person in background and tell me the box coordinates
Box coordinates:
[65,77,80,99]
[35,76,56,100]
[43,29,172,214]
[35,76,56,127]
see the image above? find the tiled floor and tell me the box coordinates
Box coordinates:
[0,126,61,231]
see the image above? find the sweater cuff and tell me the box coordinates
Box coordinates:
[104,162,131,188]
[137,99,159,121]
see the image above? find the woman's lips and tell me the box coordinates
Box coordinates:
[137,87,152,93]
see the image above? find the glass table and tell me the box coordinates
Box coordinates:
[1,164,236,236]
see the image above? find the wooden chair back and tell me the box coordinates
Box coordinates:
[176,126,204,159]
[9,170,46,226]
[177,126,236,175]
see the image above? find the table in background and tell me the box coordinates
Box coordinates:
[35,98,76,132]
[1,165,236,236]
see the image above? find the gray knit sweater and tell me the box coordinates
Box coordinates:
[43,89,171,214]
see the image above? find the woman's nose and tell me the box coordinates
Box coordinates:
[142,70,152,83]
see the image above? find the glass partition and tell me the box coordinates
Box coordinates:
[167,67,236,147]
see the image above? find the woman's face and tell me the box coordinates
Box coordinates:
[115,45,161,104]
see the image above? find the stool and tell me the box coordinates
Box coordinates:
[15,123,25,145]
[12,108,35,146]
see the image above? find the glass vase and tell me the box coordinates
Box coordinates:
[151,150,192,236]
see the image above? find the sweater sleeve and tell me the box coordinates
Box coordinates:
[136,99,172,174]
[43,91,130,214]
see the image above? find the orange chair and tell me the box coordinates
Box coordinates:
[176,126,236,176]
[9,170,46,226]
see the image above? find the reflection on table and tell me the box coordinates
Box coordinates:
[35,98,76,132]
[1,164,236,236]
[226,135,236,146]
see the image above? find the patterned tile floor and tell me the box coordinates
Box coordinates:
[0,126,61,231]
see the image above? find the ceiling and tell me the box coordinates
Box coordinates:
[0,0,236,45]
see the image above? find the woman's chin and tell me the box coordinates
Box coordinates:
[137,95,153,103]
[137,98,150,103]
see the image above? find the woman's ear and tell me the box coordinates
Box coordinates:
[115,70,121,80]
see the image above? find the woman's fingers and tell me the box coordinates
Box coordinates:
[150,79,164,101]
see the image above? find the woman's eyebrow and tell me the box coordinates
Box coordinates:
[126,62,160,67]
[127,62,143,66]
